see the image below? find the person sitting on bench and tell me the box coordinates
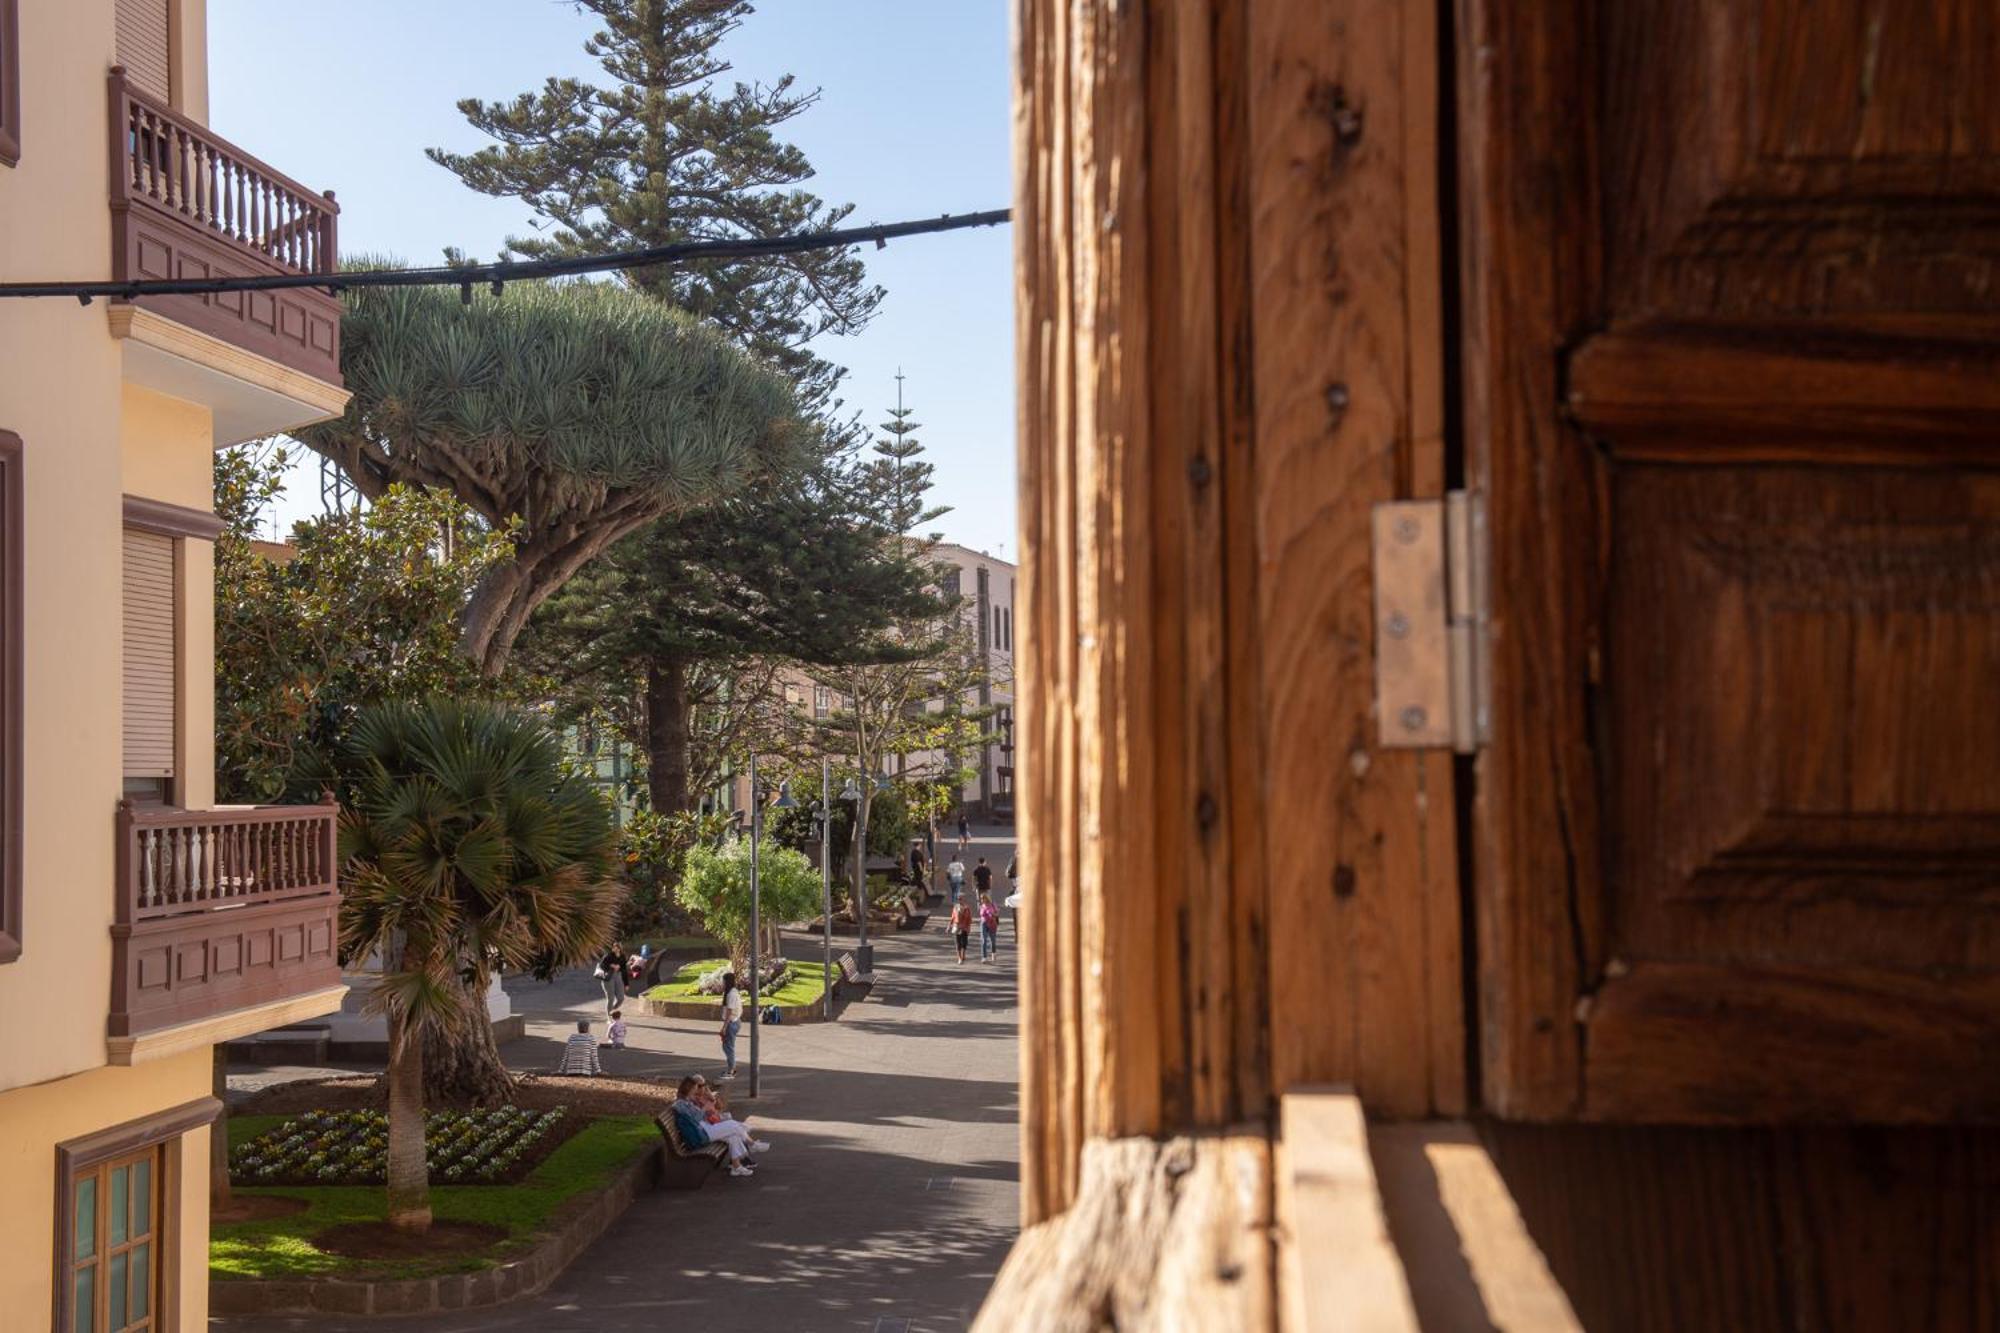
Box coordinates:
[673,1075,766,1176]
[689,1076,768,1155]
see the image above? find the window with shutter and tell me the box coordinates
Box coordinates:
[114,0,172,104]
[122,529,177,789]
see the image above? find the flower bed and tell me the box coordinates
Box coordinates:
[229,1107,575,1188]
[644,957,830,1009]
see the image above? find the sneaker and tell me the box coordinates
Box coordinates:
[729,1163,755,1177]
[750,1140,771,1154]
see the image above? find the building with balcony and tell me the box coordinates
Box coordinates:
[920,542,1015,822]
[0,3,347,1328]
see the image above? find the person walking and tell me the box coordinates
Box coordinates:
[972,856,994,899]
[946,851,967,904]
[958,810,971,851]
[719,971,744,1080]
[949,897,974,964]
[977,890,1001,961]
[596,941,626,1013]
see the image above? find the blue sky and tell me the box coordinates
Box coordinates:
[210,0,1018,559]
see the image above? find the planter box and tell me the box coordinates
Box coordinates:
[210,1145,662,1318]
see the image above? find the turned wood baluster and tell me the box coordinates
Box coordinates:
[138,828,156,912]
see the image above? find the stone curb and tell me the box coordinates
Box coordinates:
[210,1145,664,1318]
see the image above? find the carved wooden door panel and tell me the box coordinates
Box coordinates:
[1460,0,2000,1121]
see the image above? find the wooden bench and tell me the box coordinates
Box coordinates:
[897,891,931,930]
[653,1108,730,1189]
[834,950,874,997]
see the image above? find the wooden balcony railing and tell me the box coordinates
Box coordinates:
[110,801,342,1042]
[107,68,342,386]
[117,801,338,924]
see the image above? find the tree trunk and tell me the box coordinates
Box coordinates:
[458,560,528,676]
[644,653,692,814]
[210,1045,232,1212]
[421,975,516,1108]
[385,1010,432,1235]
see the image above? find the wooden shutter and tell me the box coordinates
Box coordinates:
[122,529,176,780]
[114,0,172,103]
[1461,0,2000,1122]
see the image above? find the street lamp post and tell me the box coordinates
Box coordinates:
[819,757,832,1004]
[838,774,866,974]
[747,753,762,1098]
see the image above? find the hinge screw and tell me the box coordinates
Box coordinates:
[1187,455,1213,488]
[1393,516,1421,544]
[1384,611,1409,639]
[1400,705,1428,732]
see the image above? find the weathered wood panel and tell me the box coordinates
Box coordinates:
[972,1134,1274,1333]
[1016,0,1456,1224]
[1014,0,1464,1222]
[1247,0,1461,1120]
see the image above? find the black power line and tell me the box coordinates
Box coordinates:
[0,208,1011,304]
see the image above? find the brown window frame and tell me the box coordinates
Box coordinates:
[53,1097,218,1333]
[0,0,18,167]
[120,497,217,811]
[0,432,20,963]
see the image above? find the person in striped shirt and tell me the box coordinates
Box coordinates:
[557,1019,602,1077]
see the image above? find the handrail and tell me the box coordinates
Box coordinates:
[116,799,340,925]
[108,67,339,277]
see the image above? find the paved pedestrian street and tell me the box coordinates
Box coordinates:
[216,831,1021,1333]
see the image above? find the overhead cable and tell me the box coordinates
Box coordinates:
[0,208,1011,304]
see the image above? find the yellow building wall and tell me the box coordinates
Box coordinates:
[0,1048,214,1332]
[0,0,127,1095]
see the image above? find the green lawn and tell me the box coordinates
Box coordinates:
[643,957,830,1009]
[211,1115,658,1282]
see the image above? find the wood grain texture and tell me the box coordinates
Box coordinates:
[1013,0,1462,1226]
[1276,1091,1421,1333]
[972,1134,1275,1333]
[1460,0,2000,1121]
[1484,1121,2000,1333]
[1246,0,1461,1117]
[1453,0,1606,1119]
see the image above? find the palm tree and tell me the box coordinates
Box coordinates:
[335,699,621,1233]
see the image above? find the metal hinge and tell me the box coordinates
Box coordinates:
[1371,490,1489,753]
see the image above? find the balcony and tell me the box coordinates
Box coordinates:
[106,68,346,441]
[109,801,343,1060]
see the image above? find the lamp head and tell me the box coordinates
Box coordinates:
[772,782,798,810]
[838,779,862,802]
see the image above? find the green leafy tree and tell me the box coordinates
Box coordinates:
[427,0,881,410]
[617,807,734,938]
[519,455,949,817]
[301,276,804,675]
[333,700,622,1228]
[808,623,993,917]
[673,835,822,970]
[214,447,510,803]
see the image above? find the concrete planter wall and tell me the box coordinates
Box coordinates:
[644,990,831,1023]
[210,1145,662,1318]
